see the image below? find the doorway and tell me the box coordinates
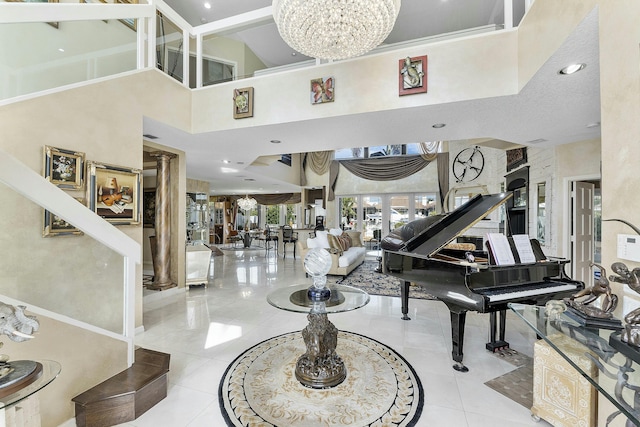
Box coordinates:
[569,178,601,287]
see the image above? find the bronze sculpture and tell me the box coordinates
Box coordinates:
[566,262,618,318]
[610,261,640,346]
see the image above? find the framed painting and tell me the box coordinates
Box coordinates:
[399,55,427,96]
[143,189,156,228]
[86,161,142,225]
[43,198,85,237]
[506,147,527,172]
[233,87,254,119]
[6,0,59,28]
[44,145,85,189]
[115,0,137,31]
[310,77,334,104]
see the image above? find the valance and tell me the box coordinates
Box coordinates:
[339,155,431,181]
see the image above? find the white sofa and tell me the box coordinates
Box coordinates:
[296,229,366,277]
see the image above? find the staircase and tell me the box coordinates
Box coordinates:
[72,348,170,427]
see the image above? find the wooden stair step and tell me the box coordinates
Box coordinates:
[72,348,170,427]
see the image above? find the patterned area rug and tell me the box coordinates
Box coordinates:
[219,331,423,427]
[484,352,533,409]
[337,261,436,300]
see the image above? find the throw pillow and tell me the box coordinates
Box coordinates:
[329,228,343,236]
[327,234,342,250]
[306,237,318,249]
[338,233,352,251]
[315,230,331,249]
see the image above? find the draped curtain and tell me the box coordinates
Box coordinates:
[231,193,301,206]
[339,155,432,181]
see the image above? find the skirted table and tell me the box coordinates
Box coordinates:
[267,284,369,389]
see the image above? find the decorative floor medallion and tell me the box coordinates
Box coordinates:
[219,331,423,427]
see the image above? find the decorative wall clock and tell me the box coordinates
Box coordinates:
[452,146,484,182]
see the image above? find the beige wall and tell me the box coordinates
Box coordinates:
[0,70,190,425]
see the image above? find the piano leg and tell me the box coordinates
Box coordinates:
[449,309,469,372]
[400,280,411,320]
[485,310,510,353]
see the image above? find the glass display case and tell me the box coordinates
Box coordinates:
[186,192,209,243]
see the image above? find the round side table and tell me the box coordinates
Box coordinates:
[267,284,369,389]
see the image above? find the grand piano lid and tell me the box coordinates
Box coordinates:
[402,192,513,257]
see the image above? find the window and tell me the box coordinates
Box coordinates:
[165,50,235,88]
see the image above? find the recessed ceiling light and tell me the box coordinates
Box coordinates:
[270,140,281,144]
[203,2,211,9]
[223,159,230,164]
[558,63,586,75]
[432,123,446,128]
[221,167,237,173]
[237,161,245,164]
[58,48,65,52]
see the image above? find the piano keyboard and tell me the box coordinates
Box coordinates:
[477,282,579,303]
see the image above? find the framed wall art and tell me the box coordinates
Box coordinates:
[43,198,85,237]
[143,188,156,228]
[310,77,334,104]
[44,145,85,189]
[115,0,137,31]
[86,161,142,225]
[506,147,527,171]
[233,87,254,119]
[399,55,427,96]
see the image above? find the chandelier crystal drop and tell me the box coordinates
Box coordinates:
[273,0,401,61]
[237,195,257,212]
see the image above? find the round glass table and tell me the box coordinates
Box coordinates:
[267,284,369,389]
[0,359,60,410]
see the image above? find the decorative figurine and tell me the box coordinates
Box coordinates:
[400,56,424,88]
[304,248,332,301]
[566,262,618,318]
[0,302,39,386]
[610,261,640,346]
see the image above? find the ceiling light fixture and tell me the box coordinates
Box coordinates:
[203,2,211,9]
[237,195,257,211]
[432,123,446,128]
[273,0,401,61]
[558,63,586,75]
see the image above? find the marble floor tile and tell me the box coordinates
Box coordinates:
[120,251,550,427]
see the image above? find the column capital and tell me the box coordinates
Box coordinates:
[149,151,177,160]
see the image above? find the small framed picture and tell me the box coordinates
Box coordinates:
[44,145,85,189]
[115,0,137,31]
[143,189,156,228]
[86,161,142,225]
[310,77,334,104]
[233,87,254,119]
[399,55,427,96]
[43,198,85,237]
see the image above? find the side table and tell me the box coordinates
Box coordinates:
[267,284,369,389]
[0,360,61,427]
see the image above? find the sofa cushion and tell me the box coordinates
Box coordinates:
[343,231,363,247]
[338,233,351,251]
[329,228,343,236]
[338,247,365,268]
[315,230,331,249]
[327,234,344,254]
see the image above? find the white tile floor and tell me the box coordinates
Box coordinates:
[121,249,553,427]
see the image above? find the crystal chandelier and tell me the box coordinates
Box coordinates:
[237,195,257,212]
[273,0,401,61]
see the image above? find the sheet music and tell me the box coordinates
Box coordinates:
[487,233,515,265]
[512,234,537,263]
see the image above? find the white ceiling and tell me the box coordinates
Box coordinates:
[146,1,600,195]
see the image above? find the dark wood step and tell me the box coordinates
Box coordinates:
[72,348,170,427]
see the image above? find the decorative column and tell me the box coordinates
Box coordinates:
[148,151,177,291]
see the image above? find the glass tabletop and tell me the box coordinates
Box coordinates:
[267,284,370,314]
[0,359,61,410]
[509,303,640,425]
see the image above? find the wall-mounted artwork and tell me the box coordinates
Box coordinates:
[233,87,254,119]
[506,147,528,172]
[310,77,334,104]
[399,55,427,96]
[143,189,156,228]
[6,0,59,28]
[43,198,84,237]
[44,145,85,189]
[86,161,141,225]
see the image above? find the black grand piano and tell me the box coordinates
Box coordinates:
[381,193,584,372]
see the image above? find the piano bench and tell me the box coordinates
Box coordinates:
[532,334,597,427]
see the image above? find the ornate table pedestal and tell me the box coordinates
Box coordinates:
[267,284,369,389]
